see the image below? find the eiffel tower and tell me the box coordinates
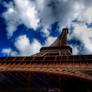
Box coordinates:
[0,28,92,92]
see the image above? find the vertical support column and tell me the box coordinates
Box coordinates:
[84,82,92,92]
[42,74,49,90]
[58,76,63,92]
[27,72,32,92]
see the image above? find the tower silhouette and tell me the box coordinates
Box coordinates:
[0,28,92,92]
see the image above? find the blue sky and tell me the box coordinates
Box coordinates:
[0,0,92,57]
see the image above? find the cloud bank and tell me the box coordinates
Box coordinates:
[3,0,88,37]
[1,0,92,56]
[3,0,39,38]
[2,35,42,56]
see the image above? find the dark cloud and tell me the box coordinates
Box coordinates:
[35,0,75,28]
[34,0,92,29]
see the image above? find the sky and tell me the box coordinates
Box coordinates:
[0,0,92,57]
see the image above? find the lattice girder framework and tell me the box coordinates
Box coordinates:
[0,28,92,92]
[0,55,92,81]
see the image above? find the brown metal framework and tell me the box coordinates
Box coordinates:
[0,28,92,91]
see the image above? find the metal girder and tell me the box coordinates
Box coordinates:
[0,63,91,81]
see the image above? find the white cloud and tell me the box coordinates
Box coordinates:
[41,27,50,37]
[2,0,92,56]
[36,0,77,28]
[72,45,79,55]
[35,0,92,29]
[14,0,39,29]
[70,23,92,54]
[77,7,92,24]
[2,35,42,56]
[2,2,21,38]
[3,0,92,38]
[44,36,57,47]
[3,0,40,38]
[2,48,17,56]
[1,35,42,56]
[84,7,92,23]
[74,2,85,17]
[2,0,86,38]
[43,28,50,37]
[14,35,42,56]
[2,48,11,56]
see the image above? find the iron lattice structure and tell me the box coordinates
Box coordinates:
[0,28,92,92]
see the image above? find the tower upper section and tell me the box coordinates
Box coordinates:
[51,28,68,47]
[40,28,72,56]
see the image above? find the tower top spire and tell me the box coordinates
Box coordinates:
[50,28,68,47]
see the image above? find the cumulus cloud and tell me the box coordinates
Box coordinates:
[2,0,88,38]
[2,2,21,38]
[14,0,39,29]
[2,35,42,56]
[35,0,78,28]
[3,0,39,38]
[69,23,92,54]
[85,8,92,23]
[2,0,92,55]
[41,27,50,37]
[34,0,92,30]
[76,7,92,25]
[3,0,92,37]
[44,36,57,46]
[72,46,79,55]
[14,35,42,56]
[2,35,57,56]
[2,48,17,56]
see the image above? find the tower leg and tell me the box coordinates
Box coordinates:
[58,76,63,92]
[27,72,32,92]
